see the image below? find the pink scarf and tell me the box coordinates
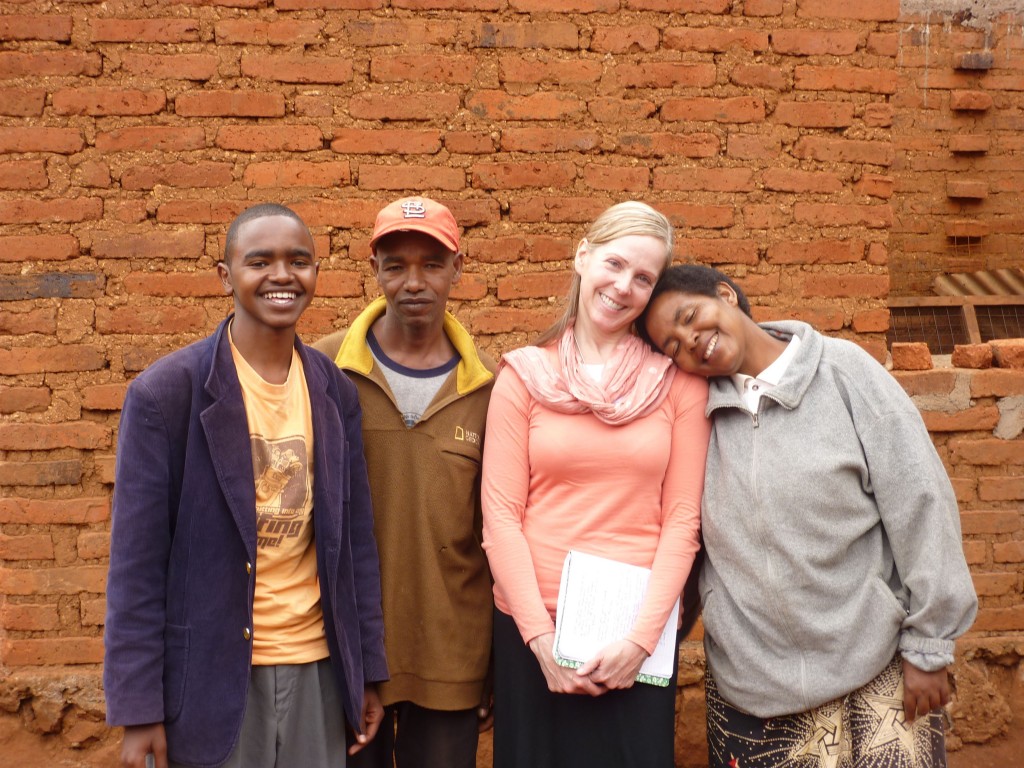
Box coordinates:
[501,325,676,426]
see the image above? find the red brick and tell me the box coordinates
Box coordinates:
[216,126,322,152]
[922,406,1001,432]
[771,29,860,55]
[951,438,1024,465]
[497,271,572,300]
[794,203,893,228]
[0,52,101,78]
[679,239,760,266]
[0,306,55,335]
[0,386,50,414]
[736,273,781,297]
[960,510,1022,535]
[467,91,584,121]
[950,90,993,111]
[775,101,856,128]
[444,132,495,155]
[0,160,46,190]
[499,56,602,84]
[0,422,110,451]
[0,460,82,487]
[371,55,477,84]
[852,308,889,333]
[952,344,994,369]
[949,134,990,153]
[796,0,899,21]
[119,53,219,81]
[0,565,107,595]
[664,27,769,53]
[795,66,898,94]
[77,532,111,561]
[215,19,323,45]
[121,161,233,190]
[241,54,354,83]
[244,161,350,188]
[582,165,650,192]
[662,96,766,123]
[472,161,575,189]
[0,497,108,525]
[743,204,792,229]
[82,597,106,627]
[856,174,894,199]
[727,134,781,160]
[279,0,385,7]
[0,532,55,561]
[92,230,206,260]
[450,274,488,301]
[96,306,209,335]
[471,307,556,334]
[653,168,755,192]
[331,129,441,155]
[767,239,865,265]
[359,165,465,191]
[803,273,890,299]
[626,0,730,9]
[392,0,499,7]
[176,91,283,118]
[0,603,60,631]
[618,133,719,158]
[472,22,578,49]
[979,477,1024,501]
[962,539,987,565]
[588,98,657,122]
[96,126,206,152]
[946,179,988,199]
[75,160,111,189]
[52,88,166,116]
[0,87,46,116]
[510,0,616,9]
[89,18,200,43]
[589,25,660,54]
[350,92,461,120]
[0,15,72,42]
[972,573,1019,597]
[863,103,893,127]
[295,95,332,117]
[510,197,612,224]
[762,168,843,194]
[660,203,735,229]
[0,638,105,666]
[945,220,988,239]
[744,0,783,15]
[0,199,101,224]
[316,272,363,298]
[730,64,788,90]
[991,340,1024,370]
[615,62,716,88]
[343,19,458,47]
[972,606,1024,632]
[794,137,894,166]
[77,383,127,412]
[471,236,572,264]
[0,127,84,154]
[501,128,600,153]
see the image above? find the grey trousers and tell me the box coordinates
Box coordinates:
[170,659,347,768]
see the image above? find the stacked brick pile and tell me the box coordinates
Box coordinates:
[0,1,1021,764]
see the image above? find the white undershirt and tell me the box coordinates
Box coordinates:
[730,335,801,413]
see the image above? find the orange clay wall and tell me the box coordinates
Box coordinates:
[0,1,1021,764]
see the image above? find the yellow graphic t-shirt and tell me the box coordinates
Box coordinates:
[230,334,329,665]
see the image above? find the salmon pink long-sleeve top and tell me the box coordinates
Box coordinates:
[481,356,711,655]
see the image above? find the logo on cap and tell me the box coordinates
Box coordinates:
[400,200,427,219]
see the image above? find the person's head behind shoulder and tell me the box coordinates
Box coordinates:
[369,196,464,333]
[535,201,674,347]
[638,264,756,378]
[218,202,318,336]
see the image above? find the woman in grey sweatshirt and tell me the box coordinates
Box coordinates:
[638,265,977,768]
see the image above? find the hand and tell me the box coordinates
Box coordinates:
[477,667,494,733]
[575,639,649,691]
[121,723,167,768]
[348,684,385,755]
[902,658,951,723]
[528,633,606,697]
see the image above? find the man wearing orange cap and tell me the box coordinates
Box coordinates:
[315,197,496,768]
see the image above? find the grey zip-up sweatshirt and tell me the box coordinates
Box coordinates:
[701,321,977,718]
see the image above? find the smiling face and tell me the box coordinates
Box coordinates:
[370,230,463,333]
[217,214,318,337]
[643,282,752,378]
[574,234,667,342]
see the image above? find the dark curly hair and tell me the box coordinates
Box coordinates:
[637,264,752,348]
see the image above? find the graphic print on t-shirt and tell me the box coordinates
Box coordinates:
[251,435,311,550]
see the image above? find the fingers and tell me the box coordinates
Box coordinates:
[347,733,369,756]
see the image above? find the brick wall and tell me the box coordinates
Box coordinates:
[0,0,1021,763]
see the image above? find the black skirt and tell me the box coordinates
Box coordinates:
[492,608,679,768]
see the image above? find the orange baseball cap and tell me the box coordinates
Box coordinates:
[369,197,460,253]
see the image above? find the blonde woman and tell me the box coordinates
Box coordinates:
[481,202,711,767]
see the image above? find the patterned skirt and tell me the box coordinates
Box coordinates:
[705,657,948,768]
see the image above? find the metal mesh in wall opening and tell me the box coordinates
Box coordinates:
[976,304,1024,341]
[887,305,970,354]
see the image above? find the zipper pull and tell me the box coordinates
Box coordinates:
[751,412,759,428]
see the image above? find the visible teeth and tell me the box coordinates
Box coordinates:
[599,293,625,311]
[703,333,718,361]
[264,292,296,301]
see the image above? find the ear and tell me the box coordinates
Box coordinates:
[573,239,588,275]
[716,281,739,307]
[216,261,233,295]
[451,251,464,283]
[369,253,380,278]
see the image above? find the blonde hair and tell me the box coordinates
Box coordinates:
[534,201,674,347]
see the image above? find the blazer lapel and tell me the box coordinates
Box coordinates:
[201,320,257,560]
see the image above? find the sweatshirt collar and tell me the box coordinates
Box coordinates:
[333,296,493,395]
